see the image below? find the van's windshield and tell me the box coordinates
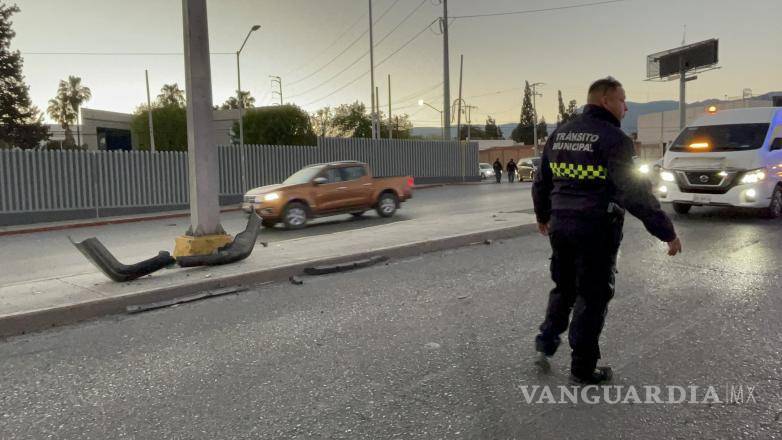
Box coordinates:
[669,123,769,152]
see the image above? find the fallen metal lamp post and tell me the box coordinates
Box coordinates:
[69,237,176,282]
[70,213,263,282]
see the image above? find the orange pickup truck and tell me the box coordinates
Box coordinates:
[242,161,414,229]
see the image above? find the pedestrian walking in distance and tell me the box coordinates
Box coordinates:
[506,158,518,183]
[493,158,503,184]
[532,77,683,385]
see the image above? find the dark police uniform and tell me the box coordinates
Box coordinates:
[532,104,676,379]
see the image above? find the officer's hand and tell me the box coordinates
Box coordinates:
[537,222,549,236]
[666,237,682,256]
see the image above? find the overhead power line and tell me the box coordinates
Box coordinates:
[302,18,438,107]
[392,80,443,107]
[21,52,234,56]
[451,0,626,19]
[290,0,431,101]
[287,0,403,87]
[283,11,367,76]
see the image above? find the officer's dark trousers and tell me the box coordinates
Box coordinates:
[536,213,622,377]
[495,172,502,183]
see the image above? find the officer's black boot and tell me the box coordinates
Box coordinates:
[569,366,613,385]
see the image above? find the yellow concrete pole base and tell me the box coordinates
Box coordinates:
[173,234,233,258]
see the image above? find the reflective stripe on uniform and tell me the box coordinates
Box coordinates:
[549,162,607,180]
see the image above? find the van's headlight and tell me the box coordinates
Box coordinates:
[660,171,675,182]
[740,168,767,184]
[638,164,650,174]
[263,192,280,202]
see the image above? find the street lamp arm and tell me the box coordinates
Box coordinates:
[238,25,261,54]
[421,102,442,114]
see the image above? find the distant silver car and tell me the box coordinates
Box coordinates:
[479,162,495,180]
[517,157,541,182]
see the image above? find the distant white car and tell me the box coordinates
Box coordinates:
[479,163,495,180]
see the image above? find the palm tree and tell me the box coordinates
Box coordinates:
[63,76,91,146]
[157,83,186,107]
[220,90,255,110]
[47,89,77,147]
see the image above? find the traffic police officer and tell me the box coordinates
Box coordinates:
[532,77,683,384]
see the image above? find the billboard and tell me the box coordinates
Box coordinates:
[647,39,719,80]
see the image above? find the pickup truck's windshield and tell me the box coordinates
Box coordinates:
[283,165,325,185]
[670,123,770,152]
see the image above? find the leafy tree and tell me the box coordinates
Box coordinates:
[312,103,411,139]
[379,113,413,139]
[566,99,579,120]
[0,3,48,149]
[157,83,186,108]
[557,90,579,127]
[130,104,187,151]
[511,81,535,144]
[332,101,372,138]
[235,104,316,146]
[536,116,548,141]
[220,91,255,110]
[310,106,338,137]
[459,125,486,140]
[484,116,503,140]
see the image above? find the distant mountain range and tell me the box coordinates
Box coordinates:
[411,91,781,139]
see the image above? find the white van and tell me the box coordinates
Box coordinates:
[658,107,782,218]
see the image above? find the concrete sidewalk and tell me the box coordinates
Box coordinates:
[0,209,537,337]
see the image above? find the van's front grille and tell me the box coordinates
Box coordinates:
[674,170,738,195]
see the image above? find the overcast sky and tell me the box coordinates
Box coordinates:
[12,0,782,126]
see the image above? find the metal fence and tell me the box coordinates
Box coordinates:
[0,138,478,226]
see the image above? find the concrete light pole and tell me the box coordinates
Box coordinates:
[174,0,231,257]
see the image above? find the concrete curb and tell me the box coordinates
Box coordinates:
[0,223,537,338]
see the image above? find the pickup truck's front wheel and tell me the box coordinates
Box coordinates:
[376,192,398,218]
[283,202,309,229]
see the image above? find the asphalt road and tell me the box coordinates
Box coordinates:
[0,181,531,286]
[1,201,781,439]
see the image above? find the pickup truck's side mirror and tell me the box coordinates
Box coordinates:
[313,177,328,185]
[771,138,782,151]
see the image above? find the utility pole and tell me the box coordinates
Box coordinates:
[530,82,544,152]
[441,0,451,140]
[368,0,378,139]
[388,74,392,139]
[270,75,283,105]
[145,69,156,152]
[375,86,380,137]
[456,54,465,182]
[456,54,463,142]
